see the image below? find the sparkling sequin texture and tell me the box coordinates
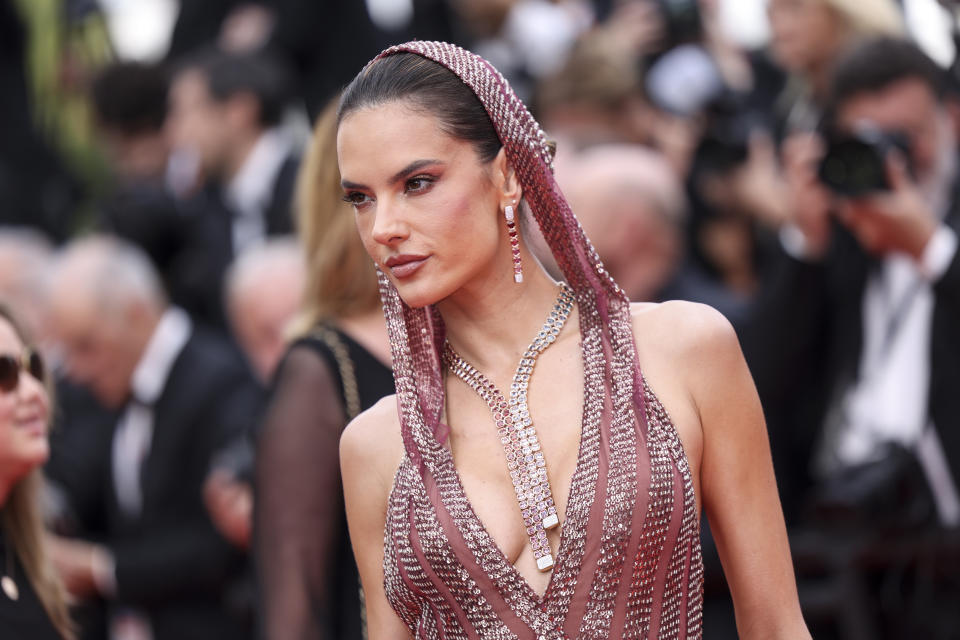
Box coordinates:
[362,41,704,639]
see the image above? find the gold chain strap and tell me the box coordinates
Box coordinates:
[309,325,361,421]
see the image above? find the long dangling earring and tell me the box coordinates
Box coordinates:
[505,202,523,283]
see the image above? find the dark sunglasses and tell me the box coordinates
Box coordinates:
[0,349,45,393]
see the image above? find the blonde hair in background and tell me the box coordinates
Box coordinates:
[824,0,905,38]
[289,95,381,337]
[0,304,74,640]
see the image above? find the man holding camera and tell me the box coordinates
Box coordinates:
[745,36,960,636]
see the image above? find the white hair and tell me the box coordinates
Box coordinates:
[225,236,304,306]
[56,234,168,312]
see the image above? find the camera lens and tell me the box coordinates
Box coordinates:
[818,126,911,196]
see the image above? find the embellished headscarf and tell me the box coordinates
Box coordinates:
[361,41,647,473]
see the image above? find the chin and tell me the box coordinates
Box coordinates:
[13,442,49,473]
[390,277,454,310]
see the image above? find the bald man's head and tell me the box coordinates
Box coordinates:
[559,145,686,301]
[47,236,168,407]
[225,238,304,382]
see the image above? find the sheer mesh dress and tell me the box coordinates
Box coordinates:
[255,326,393,640]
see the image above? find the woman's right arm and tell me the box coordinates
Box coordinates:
[340,396,412,640]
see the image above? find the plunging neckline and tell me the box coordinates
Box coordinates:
[436,403,587,604]
[432,328,593,607]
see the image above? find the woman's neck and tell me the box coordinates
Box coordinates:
[437,261,564,374]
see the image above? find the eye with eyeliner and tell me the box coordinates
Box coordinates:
[405,174,437,194]
[342,191,371,209]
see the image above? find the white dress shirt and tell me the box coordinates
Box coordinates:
[112,308,192,517]
[224,128,291,255]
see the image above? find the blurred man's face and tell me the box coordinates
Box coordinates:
[836,77,952,189]
[166,70,228,178]
[48,291,138,409]
[768,0,846,75]
[578,198,681,301]
[229,269,302,383]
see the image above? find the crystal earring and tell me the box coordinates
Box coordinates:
[505,202,523,283]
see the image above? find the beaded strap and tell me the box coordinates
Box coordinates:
[442,283,575,571]
[309,325,362,421]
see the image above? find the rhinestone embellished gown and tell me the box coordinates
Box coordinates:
[355,41,705,639]
[382,351,702,640]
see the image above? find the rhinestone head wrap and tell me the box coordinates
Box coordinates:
[348,41,642,471]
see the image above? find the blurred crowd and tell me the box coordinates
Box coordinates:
[1,0,960,639]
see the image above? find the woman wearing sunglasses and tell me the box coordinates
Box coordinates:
[0,304,74,639]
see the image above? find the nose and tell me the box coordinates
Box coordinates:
[370,199,410,247]
[16,363,48,406]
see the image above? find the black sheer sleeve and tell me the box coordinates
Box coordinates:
[254,343,349,640]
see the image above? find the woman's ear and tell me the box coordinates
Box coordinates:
[493,147,523,204]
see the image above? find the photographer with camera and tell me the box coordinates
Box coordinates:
[745,37,960,637]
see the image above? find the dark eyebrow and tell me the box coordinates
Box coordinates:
[389,159,441,185]
[341,159,442,192]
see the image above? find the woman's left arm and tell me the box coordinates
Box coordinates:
[658,302,811,639]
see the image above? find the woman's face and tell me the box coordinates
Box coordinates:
[337,100,511,309]
[768,0,847,75]
[0,317,50,484]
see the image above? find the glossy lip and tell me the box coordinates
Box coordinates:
[384,254,429,279]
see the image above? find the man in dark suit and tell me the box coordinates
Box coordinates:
[745,37,960,637]
[44,235,263,640]
[166,48,298,254]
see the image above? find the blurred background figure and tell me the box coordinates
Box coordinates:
[224,238,305,384]
[160,48,298,330]
[91,61,171,187]
[745,37,960,639]
[167,0,455,118]
[255,98,392,640]
[201,237,305,555]
[767,0,905,132]
[558,143,752,323]
[89,60,205,326]
[166,48,298,251]
[0,304,75,640]
[535,31,650,152]
[0,229,55,345]
[43,236,262,640]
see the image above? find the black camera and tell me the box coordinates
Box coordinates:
[693,92,766,175]
[653,0,703,50]
[818,124,913,197]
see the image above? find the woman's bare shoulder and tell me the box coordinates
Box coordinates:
[340,394,405,484]
[629,300,738,359]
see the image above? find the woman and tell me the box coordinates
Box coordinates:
[337,42,811,639]
[0,304,73,639]
[767,0,903,130]
[254,97,393,639]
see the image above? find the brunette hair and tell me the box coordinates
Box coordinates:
[826,37,947,113]
[289,96,381,335]
[0,304,74,640]
[179,48,294,127]
[338,52,502,164]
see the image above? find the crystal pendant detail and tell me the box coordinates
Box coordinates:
[536,554,555,571]
[443,283,575,572]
